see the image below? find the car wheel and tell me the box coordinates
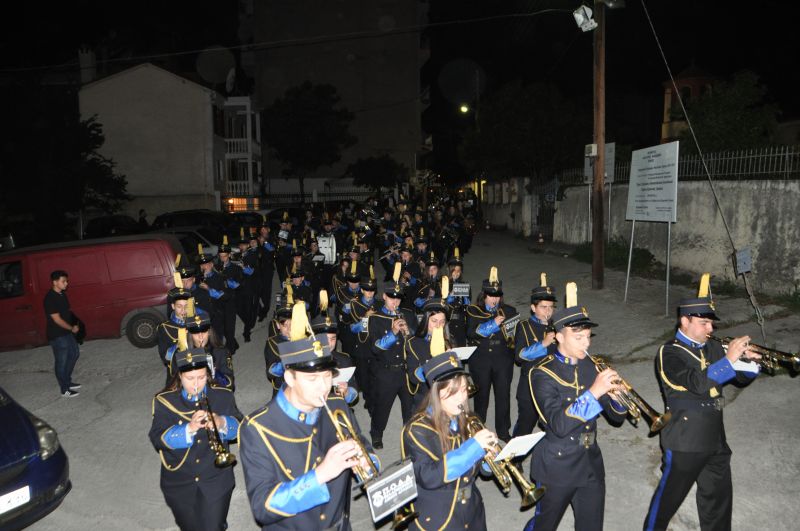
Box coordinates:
[126,312,161,348]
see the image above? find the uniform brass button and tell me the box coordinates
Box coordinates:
[320,514,326,521]
[178,420,183,425]
[461,499,466,504]
[557,451,562,456]
[426,517,431,522]
[196,459,200,463]
[316,457,322,463]
[312,428,317,434]
[286,469,291,474]
[195,477,199,482]
[299,413,306,421]
[683,416,688,421]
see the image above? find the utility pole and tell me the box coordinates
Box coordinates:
[591,0,606,289]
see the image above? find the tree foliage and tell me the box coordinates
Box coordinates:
[0,93,130,243]
[677,70,779,153]
[458,81,588,181]
[262,81,356,200]
[344,155,408,192]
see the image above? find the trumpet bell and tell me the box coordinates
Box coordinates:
[391,506,418,529]
[649,411,672,433]
[215,451,237,468]
[521,485,547,509]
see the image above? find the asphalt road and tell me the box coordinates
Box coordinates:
[3,230,797,530]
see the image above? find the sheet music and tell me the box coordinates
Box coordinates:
[332,366,356,385]
[493,432,545,461]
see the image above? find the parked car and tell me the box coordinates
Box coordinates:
[150,209,234,232]
[229,211,265,230]
[149,225,220,257]
[0,234,182,350]
[0,387,71,530]
[83,215,141,239]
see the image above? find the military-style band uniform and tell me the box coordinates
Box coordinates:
[348,284,380,408]
[148,351,242,531]
[643,295,759,531]
[526,305,626,531]
[404,335,430,411]
[466,281,516,439]
[368,300,417,446]
[401,413,487,530]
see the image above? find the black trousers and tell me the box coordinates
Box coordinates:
[643,448,733,531]
[236,283,259,336]
[524,480,605,531]
[513,362,539,438]
[469,348,514,438]
[163,485,233,531]
[352,341,373,409]
[368,364,413,441]
[258,268,274,319]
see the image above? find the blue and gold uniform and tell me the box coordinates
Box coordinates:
[149,349,242,531]
[466,266,516,440]
[643,278,759,531]
[349,278,381,409]
[526,296,626,531]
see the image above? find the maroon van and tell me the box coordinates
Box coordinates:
[0,235,183,350]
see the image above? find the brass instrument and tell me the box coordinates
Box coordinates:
[320,396,379,486]
[393,317,413,339]
[588,355,671,433]
[460,405,545,509]
[709,335,800,375]
[200,392,237,468]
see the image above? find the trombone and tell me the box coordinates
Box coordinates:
[588,355,671,433]
[459,405,545,509]
[709,335,800,375]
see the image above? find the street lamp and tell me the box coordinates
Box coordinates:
[574,0,624,290]
[459,104,470,114]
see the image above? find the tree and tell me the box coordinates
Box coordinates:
[0,88,130,244]
[458,81,589,181]
[261,82,356,201]
[344,155,409,192]
[677,70,779,153]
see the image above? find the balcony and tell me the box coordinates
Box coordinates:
[225,138,261,158]
[226,180,253,196]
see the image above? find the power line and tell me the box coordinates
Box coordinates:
[0,9,572,74]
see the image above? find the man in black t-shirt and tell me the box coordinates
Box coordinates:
[43,270,81,397]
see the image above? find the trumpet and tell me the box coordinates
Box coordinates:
[708,335,800,375]
[200,391,237,468]
[460,405,545,509]
[320,396,378,486]
[588,355,671,433]
[393,317,413,339]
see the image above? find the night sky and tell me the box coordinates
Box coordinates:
[1,0,796,179]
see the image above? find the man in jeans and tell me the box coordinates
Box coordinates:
[44,270,81,397]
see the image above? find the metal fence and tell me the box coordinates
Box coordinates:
[557,144,800,185]
[261,190,374,207]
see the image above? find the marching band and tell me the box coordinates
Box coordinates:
[147,193,772,530]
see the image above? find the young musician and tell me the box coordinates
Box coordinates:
[445,248,470,347]
[643,274,760,531]
[525,283,626,531]
[401,327,496,530]
[149,339,242,531]
[240,303,378,530]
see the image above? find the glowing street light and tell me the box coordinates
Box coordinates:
[459,104,470,114]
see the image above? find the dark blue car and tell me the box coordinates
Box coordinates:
[0,387,71,530]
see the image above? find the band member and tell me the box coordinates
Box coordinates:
[643,274,760,531]
[311,299,359,407]
[196,246,231,354]
[348,269,381,411]
[525,283,626,531]
[336,260,363,359]
[401,327,495,530]
[215,236,242,355]
[264,297,293,396]
[149,339,242,531]
[368,263,417,449]
[183,301,234,390]
[513,274,557,439]
[236,230,261,343]
[446,248,470,347]
[466,266,517,441]
[405,278,452,411]
[413,252,441,312]
[256,225,276,322]
[158,272,193,385]
[398,245,422,311]
[240,303,378,530]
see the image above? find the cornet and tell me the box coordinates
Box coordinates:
[708,335,800,375]
[320,396,378,486]
[197,385,237,468]
[459,404,545,509]
[588,355,671,433]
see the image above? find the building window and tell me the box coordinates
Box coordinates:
[680,86,691,103]
[0,261,23,299]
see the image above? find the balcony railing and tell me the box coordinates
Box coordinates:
[225,138,261,157]
[226,180,252,195]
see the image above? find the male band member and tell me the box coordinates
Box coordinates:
[157,272,193,385]
[524,282,626,531]
[215,236,242,355]
[264,296,293,397]
[196,246,230,353]
[367,262,417,449]
[466,266,517,441]
[643,274,760,531]
[347,269,380,411]
[513,274,557,438]
[240,303,378,530]
[236,230,260,343]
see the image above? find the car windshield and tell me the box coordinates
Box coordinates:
[197,226,222,244]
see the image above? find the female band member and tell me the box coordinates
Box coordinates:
[149,338,243,531]
[183,303,234,390]
[446,248,470,347]
[401,328,496,530]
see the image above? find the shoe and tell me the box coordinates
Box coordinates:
[62,390,80,398]
[372,438,383,450]
[69,382,82,391]
[243,333,251,343]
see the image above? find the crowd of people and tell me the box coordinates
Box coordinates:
[132,190,765,530]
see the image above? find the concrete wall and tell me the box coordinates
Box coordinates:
[553,180,800,294]
[481,178,542,238]
[79,64,226,217]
